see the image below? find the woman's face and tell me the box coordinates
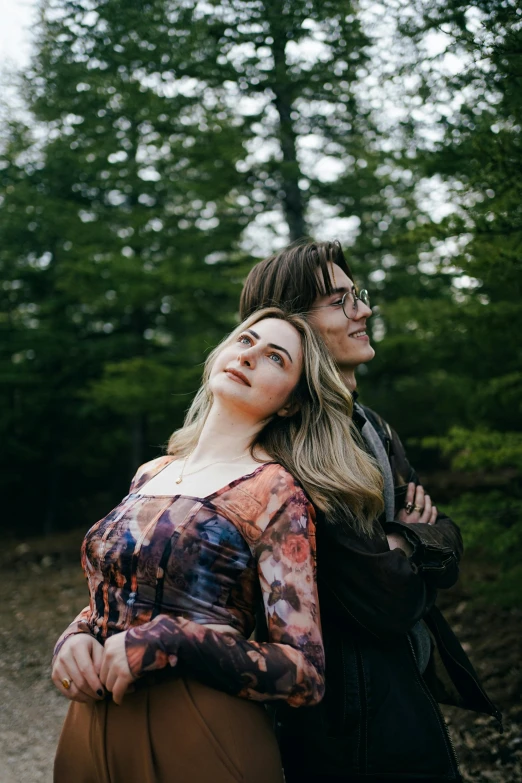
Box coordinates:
[210,318,304,422]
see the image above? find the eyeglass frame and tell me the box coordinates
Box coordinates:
[309,287,371,320]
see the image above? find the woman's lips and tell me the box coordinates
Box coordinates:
[224,369,251,386]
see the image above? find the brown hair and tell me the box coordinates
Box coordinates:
[168,307,383,536]
[239,240,355,320]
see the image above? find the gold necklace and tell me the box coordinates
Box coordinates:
[175,451,251,484]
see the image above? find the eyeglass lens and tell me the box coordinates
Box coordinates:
[342,289,370,317]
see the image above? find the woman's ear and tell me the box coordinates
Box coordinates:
[276,401,300,418]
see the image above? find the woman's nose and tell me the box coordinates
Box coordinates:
[238,349,256,367]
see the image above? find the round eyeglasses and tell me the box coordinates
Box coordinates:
[310,287,371,320]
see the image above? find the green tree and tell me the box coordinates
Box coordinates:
[1,1,250,533]
[2,0,423,534]
[361,0,522,603]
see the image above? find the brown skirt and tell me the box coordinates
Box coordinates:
[54,676,284,783]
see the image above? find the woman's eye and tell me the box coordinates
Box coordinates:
[238,334,252,345]
[269,353,283,365]
[332,299,344,306]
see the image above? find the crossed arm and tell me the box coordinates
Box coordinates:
[318,478,463,640]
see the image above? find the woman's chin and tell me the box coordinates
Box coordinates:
[210,384,254,411]
[211,377,249,399]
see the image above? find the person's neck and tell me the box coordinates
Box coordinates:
[339,366,357,392]
[189,403,264,464]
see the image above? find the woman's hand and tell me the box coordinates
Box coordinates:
[52,634,105,703]
[398,482,437,525]
[100,631,135,705]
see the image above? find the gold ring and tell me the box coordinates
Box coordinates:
[62,677,71,690]
[413,504,423,513]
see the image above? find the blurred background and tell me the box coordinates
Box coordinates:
[0,0,520,781]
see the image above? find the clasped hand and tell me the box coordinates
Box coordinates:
[386,482,437,556]
[52,631,135,706]
[397,482,437,526]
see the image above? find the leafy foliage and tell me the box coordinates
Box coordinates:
[1,0,521,607]
[357,0,522,603]
[1,0,403,533]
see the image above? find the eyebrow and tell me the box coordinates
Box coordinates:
[329,285,355,296]
[246,329,293,363]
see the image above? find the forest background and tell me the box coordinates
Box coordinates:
[1,0,521,607]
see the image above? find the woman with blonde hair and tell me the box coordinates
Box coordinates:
[52,307,383,783]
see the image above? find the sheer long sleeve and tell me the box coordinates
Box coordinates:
[52,605,94,662]
[124,489,325,707]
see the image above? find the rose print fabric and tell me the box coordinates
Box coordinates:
[53,458,325,707]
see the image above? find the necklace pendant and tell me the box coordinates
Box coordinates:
[175,476,183,484]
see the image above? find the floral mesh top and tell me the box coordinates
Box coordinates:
[54,457,325,707]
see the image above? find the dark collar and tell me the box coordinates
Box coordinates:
[350,390,367,432]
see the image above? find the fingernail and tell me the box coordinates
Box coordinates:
[97,689,104,698]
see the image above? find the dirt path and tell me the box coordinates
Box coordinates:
[0,554,83,782]
[1,537,520,782]
[0,670,68,782]
[0,745,18,783]
[437,590,522,782]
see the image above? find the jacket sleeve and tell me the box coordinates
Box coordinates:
[124,489,325,707]
[365,407,464,589]
[316,522,437,638]
[383,514,462,590]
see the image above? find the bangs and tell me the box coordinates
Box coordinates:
[239,239,355,319]
[288,240,354,305]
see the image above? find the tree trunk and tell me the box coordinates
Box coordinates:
[268,10,308,241]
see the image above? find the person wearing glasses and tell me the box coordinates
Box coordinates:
[239,241,500,783]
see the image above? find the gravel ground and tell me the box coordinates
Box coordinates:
[1,534,520,782]
[0,551,85,782]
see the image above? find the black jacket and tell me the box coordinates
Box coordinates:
[276,403,501,782]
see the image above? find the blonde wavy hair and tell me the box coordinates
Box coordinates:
[168,308,383,536]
